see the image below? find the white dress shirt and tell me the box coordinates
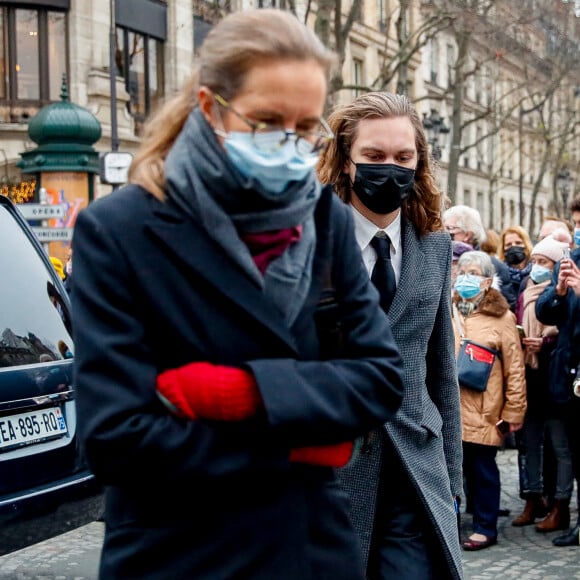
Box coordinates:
[350,206,402,285]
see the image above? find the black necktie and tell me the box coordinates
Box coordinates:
[370,234,396,313]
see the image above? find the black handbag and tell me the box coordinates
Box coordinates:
[454,306,501,393]
[457,339,500,392]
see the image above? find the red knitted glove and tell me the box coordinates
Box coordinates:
[157,362,262,421]
[289,441,354,468]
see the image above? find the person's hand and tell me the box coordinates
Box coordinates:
[563,260,580,297]
[556,259,574,295]
[509,422,523,433]
[156,362,262,421]
[522,337,542,353]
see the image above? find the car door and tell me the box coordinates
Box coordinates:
[0,195,96,519]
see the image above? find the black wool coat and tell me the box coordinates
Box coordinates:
[72,184,404,579]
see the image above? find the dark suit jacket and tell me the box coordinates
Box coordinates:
[339,220,463,579]
[72,185,403,579]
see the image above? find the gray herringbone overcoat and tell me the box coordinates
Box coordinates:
[339,220,464,579]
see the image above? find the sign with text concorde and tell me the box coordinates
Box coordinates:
[31,227,73,242]
[16,203,66,220]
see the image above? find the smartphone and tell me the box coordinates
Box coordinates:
[562,247,571,261]
[496,419,510,435]
[516,325,525,339]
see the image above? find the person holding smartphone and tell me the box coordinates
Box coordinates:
[512,236,573,531]
[537,200,580,547]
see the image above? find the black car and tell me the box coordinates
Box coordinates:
[0,195,101,554]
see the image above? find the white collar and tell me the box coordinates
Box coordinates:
[351,206,402,254]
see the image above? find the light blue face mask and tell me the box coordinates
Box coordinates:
[574,227,580,247]
[221,131,318,197]
[454,273,484,300]
[530,264,552,284]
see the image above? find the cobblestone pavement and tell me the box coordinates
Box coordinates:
[461,448,580,579]
[0,449,577,579]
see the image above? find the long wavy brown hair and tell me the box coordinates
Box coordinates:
[129,9,336,200]
[317,92,444,236]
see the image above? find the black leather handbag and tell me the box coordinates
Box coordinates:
[457,339,500,392]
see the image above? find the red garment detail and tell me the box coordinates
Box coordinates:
[289,441,354,467]
[157,362,262,421]
[157,359,355,468]
[241,226,303,274]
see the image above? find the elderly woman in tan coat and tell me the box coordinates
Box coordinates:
[452,250,527,551]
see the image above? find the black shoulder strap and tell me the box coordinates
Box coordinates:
[314,187,343,358]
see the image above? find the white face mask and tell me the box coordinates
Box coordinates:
[220,131,318,198]
[530,264,552,284]
[65,261,72,276]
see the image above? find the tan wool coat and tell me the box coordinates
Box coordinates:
[453,288,527,447]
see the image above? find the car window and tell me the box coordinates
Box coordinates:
[0,204,73,368]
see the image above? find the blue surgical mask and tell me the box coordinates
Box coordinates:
[454,274,484,300]
[530,264,552,284]
[574,227,580,247]
[222,132,318,198]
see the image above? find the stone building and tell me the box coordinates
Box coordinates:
[0,0,194,199]
[1,0,577,233]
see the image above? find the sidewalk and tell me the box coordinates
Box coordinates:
[461,448,580,579]
[0,449,577,579]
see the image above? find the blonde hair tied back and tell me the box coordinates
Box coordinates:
[129,9,336,200]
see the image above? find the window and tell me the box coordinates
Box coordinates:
[0,6,67,120]
[429,39,439,85]
[446,43,454,87]
[477,191,484,215]
[352,58,364,99]
[377,0,387,32]
[0,203,73,368]
[115,27,164,129]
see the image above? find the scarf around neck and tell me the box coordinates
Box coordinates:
[522,278,558,369]
[163,108,321,325]
[507,261,532,285]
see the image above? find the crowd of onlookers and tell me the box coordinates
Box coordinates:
[444,202,580,550]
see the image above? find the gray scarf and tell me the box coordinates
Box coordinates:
[164,108,320,324]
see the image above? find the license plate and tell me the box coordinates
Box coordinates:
[0,407,68,452]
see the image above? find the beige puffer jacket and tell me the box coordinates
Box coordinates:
[453,288,527,447]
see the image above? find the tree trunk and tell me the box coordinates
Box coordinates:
[447,30,470,203]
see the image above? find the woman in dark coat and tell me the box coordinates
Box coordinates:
[71,9,404,580]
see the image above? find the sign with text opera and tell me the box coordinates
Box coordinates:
[40,172,89,262]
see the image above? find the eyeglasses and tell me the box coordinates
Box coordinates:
[214,94,333,157]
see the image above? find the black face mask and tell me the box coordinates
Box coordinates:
[351,163,415,215]
[505,246,527,265]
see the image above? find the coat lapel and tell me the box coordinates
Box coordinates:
[145,202,300,353]
[387,220,425,326]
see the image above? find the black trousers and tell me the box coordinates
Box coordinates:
[565,397,580,524]
[367,440,449,580]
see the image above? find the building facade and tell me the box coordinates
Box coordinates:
[1,0,577,233]
[0,0,194,199]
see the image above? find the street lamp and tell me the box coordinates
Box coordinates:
[423,109,450,161]
[557,168,571,216]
